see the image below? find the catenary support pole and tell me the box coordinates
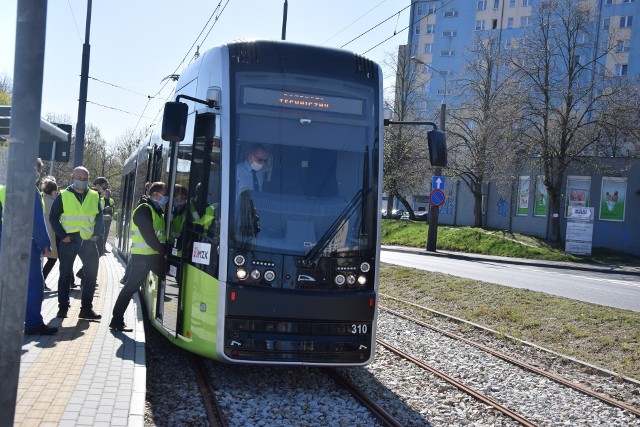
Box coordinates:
[0,1,48,423]
[426,103,446,252]
[74,0,92,166]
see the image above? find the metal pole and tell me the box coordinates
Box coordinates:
[426,103,446,252]
[74,0,92,167]
[49,140,56,175]
[281,0,288,41]
[0,1,48,422]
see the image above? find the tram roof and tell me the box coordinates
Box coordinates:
[0,105,70,143]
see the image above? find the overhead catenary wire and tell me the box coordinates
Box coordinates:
[66,0,83,44]
[89,76,153,98]
[321,0,390,46]
[87,100,153,119]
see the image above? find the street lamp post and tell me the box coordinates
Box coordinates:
[411,56,447,252]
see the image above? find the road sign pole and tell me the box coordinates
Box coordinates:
[0,1,48,423]
[427,103,446,252]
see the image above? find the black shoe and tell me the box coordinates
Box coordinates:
[56,308,68,318]
[109,319,133,332]
[70,283,80,289]
[44,285,51,291]
[79,309,102,320]
[25,325,58,335]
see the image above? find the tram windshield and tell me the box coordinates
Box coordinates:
[230,72,378,257]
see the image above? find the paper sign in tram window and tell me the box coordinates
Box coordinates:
[192,242,212,265]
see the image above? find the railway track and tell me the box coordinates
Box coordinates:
[380,305,640,418]
[190,354,228,427]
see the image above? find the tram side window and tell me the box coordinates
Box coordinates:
[178,113,221,277]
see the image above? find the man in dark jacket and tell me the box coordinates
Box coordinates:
[109,182,167,331]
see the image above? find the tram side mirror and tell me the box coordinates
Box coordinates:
[427,129,447,167]
[161,102,188,142]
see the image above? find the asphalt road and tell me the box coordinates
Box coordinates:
[380,249,640,312]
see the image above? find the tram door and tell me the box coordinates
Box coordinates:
[159,112,221,334]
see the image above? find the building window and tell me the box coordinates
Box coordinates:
[440,50,455,57]
[424,43,433,54]
[417,5,424,15]
[478,0,487,10]
[414,25,420,35]
[622,0,634,3]
[521,16,530,27]
[615,64,628,75]
[426,24,435,34]
[574,54,584,66]
[472,42,482,51]
[427,5,437,14]
[507,18,514,28]
[504,37,512,49]
[494,0,500,8]
[510,0,516,6]
[492,19,498,29]
[617,40,631,52]
[410,44,417,56]
[444,10,459,17]
[442,30,458,37]
[604,0,613,4]
[476,20,485,30]
[522,0,531,5]
[577,33,586,44]
[620,16,633,27]
[603,17,610,30]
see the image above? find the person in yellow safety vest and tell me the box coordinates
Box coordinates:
[169,184,188,256]
[109,181,167,332]
[49,166,104,320]
[0,158,58,335]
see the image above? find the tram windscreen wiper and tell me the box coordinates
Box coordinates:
[300,189,365,267]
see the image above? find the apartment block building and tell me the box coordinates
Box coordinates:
[407,0,639,103]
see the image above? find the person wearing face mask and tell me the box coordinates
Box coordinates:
[76,176,110,281]
[101,188,114,253]
[236,143,269,197]
[169,184,188,256]
[110,182,167,332]
[49,166,104,320]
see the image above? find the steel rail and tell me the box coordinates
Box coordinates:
[190,355,228,427]
[376,338,539,427]
[323,368,405,427]
[380,305,640,417]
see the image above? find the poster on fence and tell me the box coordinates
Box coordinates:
[599,177,626,222]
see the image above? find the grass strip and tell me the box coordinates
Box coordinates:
[380,263,640,380]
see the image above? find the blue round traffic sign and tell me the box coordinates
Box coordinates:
[430,189,445,206]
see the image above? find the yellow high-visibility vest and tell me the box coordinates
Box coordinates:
[130,202,166,255]
[60,189,100,239]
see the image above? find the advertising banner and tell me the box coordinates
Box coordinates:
[599,177,626,222]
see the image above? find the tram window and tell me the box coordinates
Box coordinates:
[172,113,221,277]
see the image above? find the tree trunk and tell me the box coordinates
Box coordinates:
[385,194,395,218]
[548,194,562,243]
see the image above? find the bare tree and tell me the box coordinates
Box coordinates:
[382,45,433,218]
[0,73,11,105]
[447,35,525,226]
[511,0,630,242]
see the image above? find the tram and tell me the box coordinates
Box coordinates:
[118,40,443,365]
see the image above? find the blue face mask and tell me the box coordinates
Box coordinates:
[73,179,89,190]
[156,195,169,208]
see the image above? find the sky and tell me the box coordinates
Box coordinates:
[0,0,411,144]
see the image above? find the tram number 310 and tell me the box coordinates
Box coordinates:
[351,324,368,334]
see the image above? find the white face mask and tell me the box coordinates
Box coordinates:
[250,161,263,172]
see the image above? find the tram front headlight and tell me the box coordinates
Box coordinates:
[233,254,246,266]
[250,269,261,280]
[357,275,367,286]
[360,262,371,273]
[236,268,247,280]
[264,270,276,282]
[346,274,357,286]
[334,274,346,287]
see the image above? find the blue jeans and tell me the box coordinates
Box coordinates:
[57,235,99,311]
